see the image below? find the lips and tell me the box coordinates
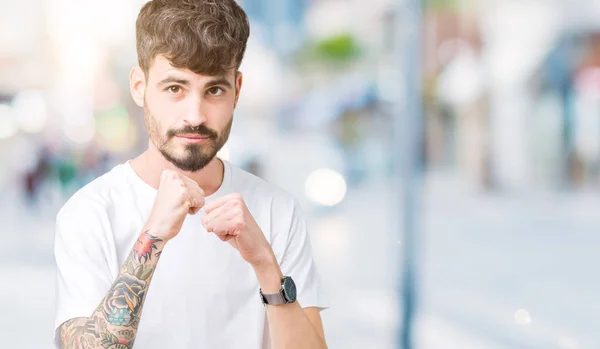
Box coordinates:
[176,134,211,139]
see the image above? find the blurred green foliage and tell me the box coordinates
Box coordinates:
[313,34,362,62]
[424,0,460,10]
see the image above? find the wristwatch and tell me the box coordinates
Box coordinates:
[260,276,297,305]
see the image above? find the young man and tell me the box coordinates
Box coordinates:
[53,1,328,348]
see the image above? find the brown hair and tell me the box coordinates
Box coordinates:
[136,0,250,77]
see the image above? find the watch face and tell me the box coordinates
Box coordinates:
[283,277,297,302]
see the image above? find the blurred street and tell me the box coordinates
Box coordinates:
[2,172,599,349]
[4,0,600,347]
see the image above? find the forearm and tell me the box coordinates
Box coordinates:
[254,258,327,349]
[60,231,166,349]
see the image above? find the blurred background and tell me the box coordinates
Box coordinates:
[1,0,600,348]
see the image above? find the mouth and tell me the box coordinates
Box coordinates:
[174,134,212,143]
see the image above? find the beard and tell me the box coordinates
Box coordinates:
[144,106,233,172]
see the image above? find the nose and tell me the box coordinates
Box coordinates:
[183,94,208,126]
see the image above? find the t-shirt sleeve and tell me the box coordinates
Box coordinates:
[53,203,116,348]
[279,198,329,311]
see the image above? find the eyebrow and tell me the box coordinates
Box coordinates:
[158,76,233,89]
[158,76,190,87]
[205,78,233,89]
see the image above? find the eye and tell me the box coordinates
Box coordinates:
[208,87,224,96]
[167,85,182,94]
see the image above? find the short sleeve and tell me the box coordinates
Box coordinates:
[53,202,116,348]
[279,199,329,311]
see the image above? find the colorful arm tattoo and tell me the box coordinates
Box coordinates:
[59,231,164,349]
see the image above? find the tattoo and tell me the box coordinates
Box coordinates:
[61,318,88,349]
[61,231,164,349]
[89,316,107,338]
[61,316,106,349]
[117,330,135,341]
[103,233,160,326]
[103,259,157,327]
[100,329,134,349]
[133,232,162,263]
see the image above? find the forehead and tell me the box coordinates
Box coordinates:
[148,55,235,82]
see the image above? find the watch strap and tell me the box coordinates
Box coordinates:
[261,291,287,305]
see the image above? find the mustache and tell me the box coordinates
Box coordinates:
[167,125,218,139]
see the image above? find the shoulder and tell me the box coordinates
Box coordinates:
[56,163,128,222]
[227,161,299,212]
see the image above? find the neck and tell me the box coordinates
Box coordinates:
[130,143,225,197]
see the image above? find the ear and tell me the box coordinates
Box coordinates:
[233,71,243,108]
[130,66,146,108]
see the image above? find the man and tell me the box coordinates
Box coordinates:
[53,1,328,348]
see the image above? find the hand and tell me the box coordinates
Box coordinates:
[201,193,273,267]
[144,169,205,241]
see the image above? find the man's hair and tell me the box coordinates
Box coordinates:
[136,0,250,77]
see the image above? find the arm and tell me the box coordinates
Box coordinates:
[202,193,328,349]
[254,257,327,349]
[58,169,206,349]
[59,231,165,349]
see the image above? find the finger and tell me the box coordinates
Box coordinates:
[206,212,244,237]
[181,176,205,198]
[204,193,243,213]
[204,217,233,236]
[217,234,233,242]
[201,201,240,226]
[207,220,238,246]
[181,174,203,191]
[176,173,204,197]
[187,186,206,211]
[186,193,204,211]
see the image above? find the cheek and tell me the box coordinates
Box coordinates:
[207,103,234,126]
[151,95,176,115]
[147,95,185,125]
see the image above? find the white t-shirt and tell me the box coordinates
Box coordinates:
[53,159,328,349]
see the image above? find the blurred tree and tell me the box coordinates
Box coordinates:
[293,33,363,69]
[424,0,460,10]
[313,34,361,63]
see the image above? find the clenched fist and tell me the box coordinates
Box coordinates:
[201,193,273,267]
[144,169,206,241]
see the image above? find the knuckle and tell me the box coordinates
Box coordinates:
[160,170,170,181]
[161,170,181,184]
[178,191,189,203]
